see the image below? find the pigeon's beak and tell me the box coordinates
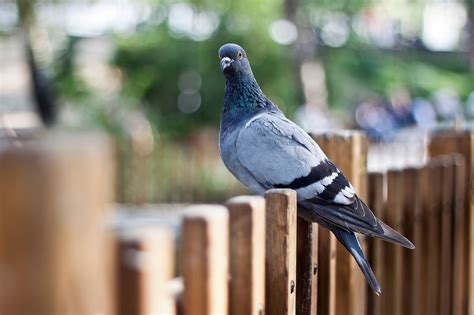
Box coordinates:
[220,57,233,73]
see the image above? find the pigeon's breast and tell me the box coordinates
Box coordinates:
[219,122,266,195]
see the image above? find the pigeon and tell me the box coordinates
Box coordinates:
[217,43,414,295]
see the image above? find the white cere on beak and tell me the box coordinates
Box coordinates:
[221,57,232,70]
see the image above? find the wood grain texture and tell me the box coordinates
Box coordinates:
[181,206,229,315]
[0,132,115,314]
[265,189,297,315]
[116,227,175,315]
[227,196,266,315]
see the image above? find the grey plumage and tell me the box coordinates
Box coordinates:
[218,43,414,295]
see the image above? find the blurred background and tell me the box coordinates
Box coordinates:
[0,0,473,204]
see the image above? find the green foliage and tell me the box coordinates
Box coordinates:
[322,46,474,109]
[112,2,300,138]
[53,36,92,100]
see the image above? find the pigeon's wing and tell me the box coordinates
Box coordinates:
[235,112,382,235]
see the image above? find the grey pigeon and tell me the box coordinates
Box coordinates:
[218,43,414,295]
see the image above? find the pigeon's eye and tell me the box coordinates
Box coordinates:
[237,51,243,60]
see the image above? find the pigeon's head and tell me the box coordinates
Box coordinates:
[218,43,252,78]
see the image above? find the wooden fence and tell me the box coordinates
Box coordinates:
[0,129,472,315]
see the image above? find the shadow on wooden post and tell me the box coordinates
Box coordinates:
[227,196,266,315]
[401,167,420,315]
[0,133,115,314]
[265,189,297,315]
[181,206,229,315]
[296,217,318,315]
[410,167,424,315]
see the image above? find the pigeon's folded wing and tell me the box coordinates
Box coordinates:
[235,112,382,235]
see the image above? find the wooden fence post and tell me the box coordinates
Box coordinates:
[227,196,266,315]
[312,131,368,315]
[296,217,318,315]
[440,157,455,315]
[419,165,433,315]
[410,167,424,315]
[428,131,473,314]
[427,160,443,315]
[400,167,422,315]
[0,133,115,314]
[460,133,474,315]
[265,189,297,315]
[367,172,386,315]
[452,154,467,315]
[384,169,404,315]
[181,206,229,315]
[317,226,337,315]
[116,227,175,315]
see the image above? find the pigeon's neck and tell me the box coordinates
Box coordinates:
[221,74,269,129]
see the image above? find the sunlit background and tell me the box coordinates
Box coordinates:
[1,0,473,203]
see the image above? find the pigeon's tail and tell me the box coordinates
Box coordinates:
[374,220,415,249]
[331,226,382,295]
